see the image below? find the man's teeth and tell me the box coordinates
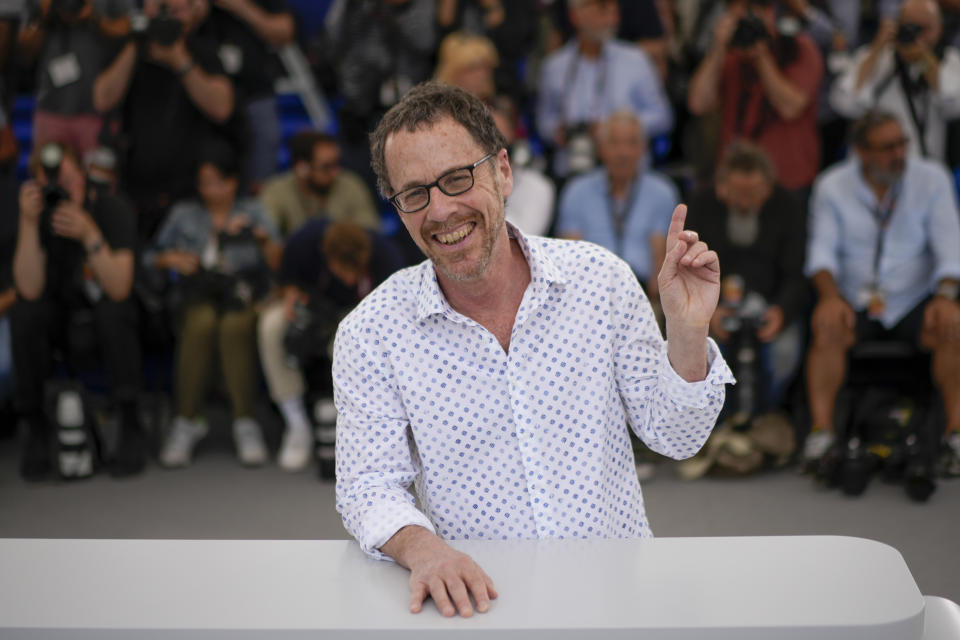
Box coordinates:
[436,223,475,245]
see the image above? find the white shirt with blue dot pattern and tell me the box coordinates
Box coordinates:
[333,226,735,559]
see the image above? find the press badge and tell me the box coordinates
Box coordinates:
[48,53,82,88]
[858,286,887,320]
[218,44,243,76]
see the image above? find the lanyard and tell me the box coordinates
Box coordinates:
[868,180,902,289]
[607,175,641,259]
[562,47,608,127]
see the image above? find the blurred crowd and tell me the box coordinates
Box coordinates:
[0,0,958,490]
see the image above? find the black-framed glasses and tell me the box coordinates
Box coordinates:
[389,153,495,214]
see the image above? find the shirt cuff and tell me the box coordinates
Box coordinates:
[659,338,736,410]
[360,505,437,562]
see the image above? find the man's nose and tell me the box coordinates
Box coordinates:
[423,185,461,222]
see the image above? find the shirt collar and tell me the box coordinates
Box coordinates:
[415,222,566,322]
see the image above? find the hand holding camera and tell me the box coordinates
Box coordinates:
[157,250,200,276]
[49,200,98,245]
[18,182,44,227]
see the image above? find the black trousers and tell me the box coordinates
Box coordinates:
[10,293,142,417]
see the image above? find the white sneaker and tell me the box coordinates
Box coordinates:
[803,429,835,463]
[233,417,267,467]
[160,416,208,468]
[278,427,313,472]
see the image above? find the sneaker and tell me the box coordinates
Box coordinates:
[940,432,960,477]
[802,429,835,466]
[278,427,312,472]
[233,417,267,467]
[159,416,208,468]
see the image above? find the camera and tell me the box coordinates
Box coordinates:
[730,13,770,49]
[37,144,70,245]
[896,22,924,45]
[130,4,183,47]
[283,297,342,370]
[565,123,596,175]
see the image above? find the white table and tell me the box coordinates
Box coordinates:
[0,536,933,639]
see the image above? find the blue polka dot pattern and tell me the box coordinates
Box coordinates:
[333,227,735,559]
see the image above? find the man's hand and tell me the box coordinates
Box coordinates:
[381,526,497,618]
[811,295,855,345]
[872,19,897,52]
[148,37,191,71]
[712,9,740,51]
[658,204,721,331]
[18,182,43,226]
[922,296,960,345]
[756,305,785,343]
[158,250,200,275]
[282,286,308,322]
[50,201,100,245]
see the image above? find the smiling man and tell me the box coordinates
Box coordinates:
[332,82,734,618]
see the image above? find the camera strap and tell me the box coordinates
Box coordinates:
[866,178,902,291]
[606,174,640,258]
[893,53,930,156]
[562,47,608,128]
[733,63,769,141]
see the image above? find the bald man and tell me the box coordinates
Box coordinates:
[830,0,960,162]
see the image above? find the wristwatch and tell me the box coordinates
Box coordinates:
[85,238,105,255]
[935,280,960,301]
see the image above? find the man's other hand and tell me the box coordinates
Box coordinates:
[811,295,855,345]
[50,201,99,244]
[381,526,498,618]
[756,305,785,343]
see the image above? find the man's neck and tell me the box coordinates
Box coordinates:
[862,169,892,203]
[577,36,603,59]
[608,172,635,200]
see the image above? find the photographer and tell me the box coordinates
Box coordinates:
[685,141,807,416]
[18,0,132,158]
[93,0,234,242]
[11,141,144,480]
[536,0,672,179]
[687,0,823,195]
[257,219,402,471]
[830,0,960,163]
[145,140,279,469]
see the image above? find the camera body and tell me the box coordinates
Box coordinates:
[130,5,183,47]
[283,296,342,370]
[565,122,596,175]
[730,13,770,49]
[896,22,925,45]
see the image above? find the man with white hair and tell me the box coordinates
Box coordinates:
[555,109,678,301]
[830,0,960,162]
[536,0,672,178]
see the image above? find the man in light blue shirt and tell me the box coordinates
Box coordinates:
[555,109,677,300]
[803,110,960,467]
[536,0,671,178]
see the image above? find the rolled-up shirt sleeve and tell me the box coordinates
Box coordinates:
[333,322,437,561]
[829,46,876,118]
[613,262,734,460]
[804,178,841,278]
[934,48,960,119]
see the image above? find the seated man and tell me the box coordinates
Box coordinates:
[803,110,960,472]
[257,219,403,471]
[12,142,144,480]
[555,109,677,301]
[686,140,807,418]
[259,131,381,237]
[537,0,671,178]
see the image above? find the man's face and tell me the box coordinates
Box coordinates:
[303,142,341,196]
[897,0,941,62]
[384,117,513,283]
[196,163,238,210]
[857,120,908,185]
[570,0,619,45]
[598,119,645,184]
[717,170,773,216]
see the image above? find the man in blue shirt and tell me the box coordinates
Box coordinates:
[555,109,677,302]
[803,110,960,470]
[536,0,672,178]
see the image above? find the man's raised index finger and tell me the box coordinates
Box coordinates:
[666,204,688,249]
